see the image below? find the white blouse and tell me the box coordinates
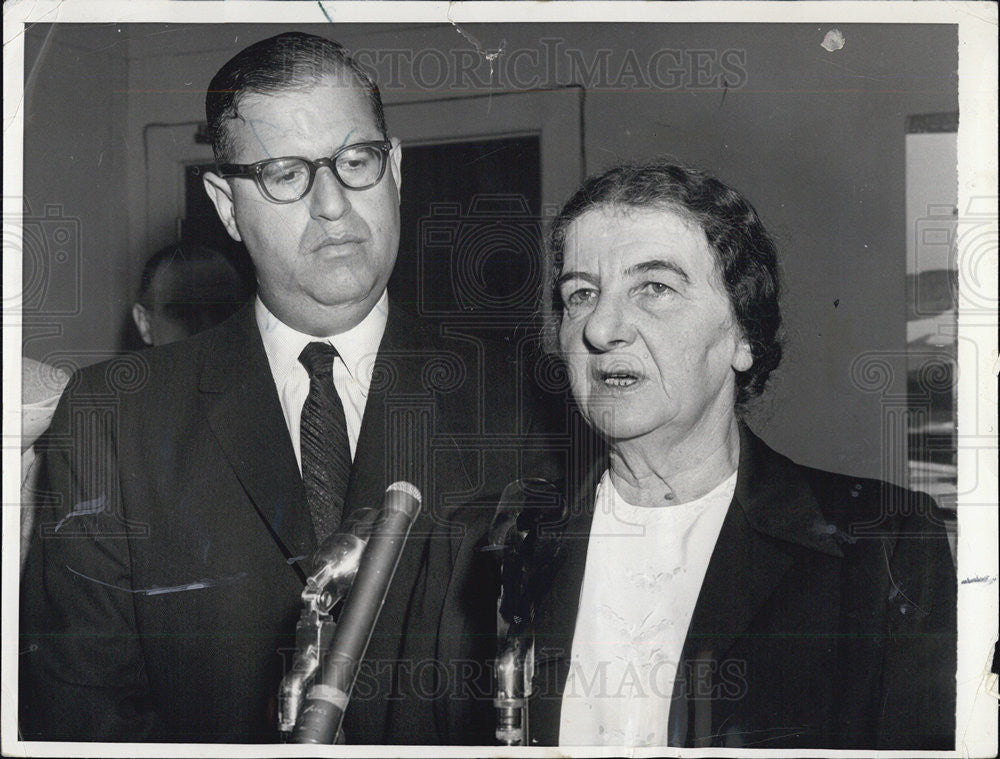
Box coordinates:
[558,468,737,747]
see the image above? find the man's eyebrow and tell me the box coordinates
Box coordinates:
[624,259,690,284]
[556,271,599,288]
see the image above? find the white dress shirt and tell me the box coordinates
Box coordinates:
[559,468,737,747]
[255,292,388,470]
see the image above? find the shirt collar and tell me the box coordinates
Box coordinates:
[255,291,388,396]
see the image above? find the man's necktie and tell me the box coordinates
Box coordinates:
[298,341,352,545]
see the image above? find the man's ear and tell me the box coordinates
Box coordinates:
[202,172,243,242]
[132,303,154,346]
[388,137,402,197]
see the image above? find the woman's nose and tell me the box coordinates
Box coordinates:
[582,294,636,351]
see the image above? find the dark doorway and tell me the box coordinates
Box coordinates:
[181,164,258,289]
[394,135,542,329]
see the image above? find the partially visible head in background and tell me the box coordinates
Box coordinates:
[132,243,252,346]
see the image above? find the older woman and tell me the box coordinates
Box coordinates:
[477,162,956,750]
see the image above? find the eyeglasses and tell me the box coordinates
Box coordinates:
[216,140,392,204]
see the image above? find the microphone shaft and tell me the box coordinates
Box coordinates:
[291,484,420,743]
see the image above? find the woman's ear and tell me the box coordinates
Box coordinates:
[733,338,754,373]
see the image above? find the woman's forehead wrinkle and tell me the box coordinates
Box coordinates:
[557,270,599,287]
[623,259,690,283]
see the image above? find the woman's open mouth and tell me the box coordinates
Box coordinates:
[598,370,640,389]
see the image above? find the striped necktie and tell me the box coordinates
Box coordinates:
[298,341,352,544]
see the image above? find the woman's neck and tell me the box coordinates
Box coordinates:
[608,416,741,508]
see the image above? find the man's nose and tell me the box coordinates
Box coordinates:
[582,293,636,352]
[308,166,351,221]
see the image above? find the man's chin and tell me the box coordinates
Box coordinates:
[265,285,385,335]
[313,281,383,309]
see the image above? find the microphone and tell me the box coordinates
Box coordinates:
[277,504,385,735]
[290,481,422,744]
[480,478,566,746]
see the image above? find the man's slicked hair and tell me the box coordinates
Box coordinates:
[206,31,387,164]
[546,162,783,408]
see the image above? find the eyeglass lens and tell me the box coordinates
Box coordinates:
[260,144,385,201]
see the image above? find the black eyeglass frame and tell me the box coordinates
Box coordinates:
[216,139,393,204]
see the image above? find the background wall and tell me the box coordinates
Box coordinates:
[23,25,129,364]
[21,22,959,483]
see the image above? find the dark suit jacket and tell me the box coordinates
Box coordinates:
[445,424,957,749]
[20,302,551,744]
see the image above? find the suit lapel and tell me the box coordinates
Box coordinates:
[527,442,604,746]
[529,425,845,747]
[199,305,312,579]
[342,378,386,523]
[344,305,454,741]
[680,502,795,672]
[670,493,796,745]
[684,426,844,662]
[673,426,843,746]
[344,305,439,519]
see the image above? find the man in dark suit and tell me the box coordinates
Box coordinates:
[20,32,545,744]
